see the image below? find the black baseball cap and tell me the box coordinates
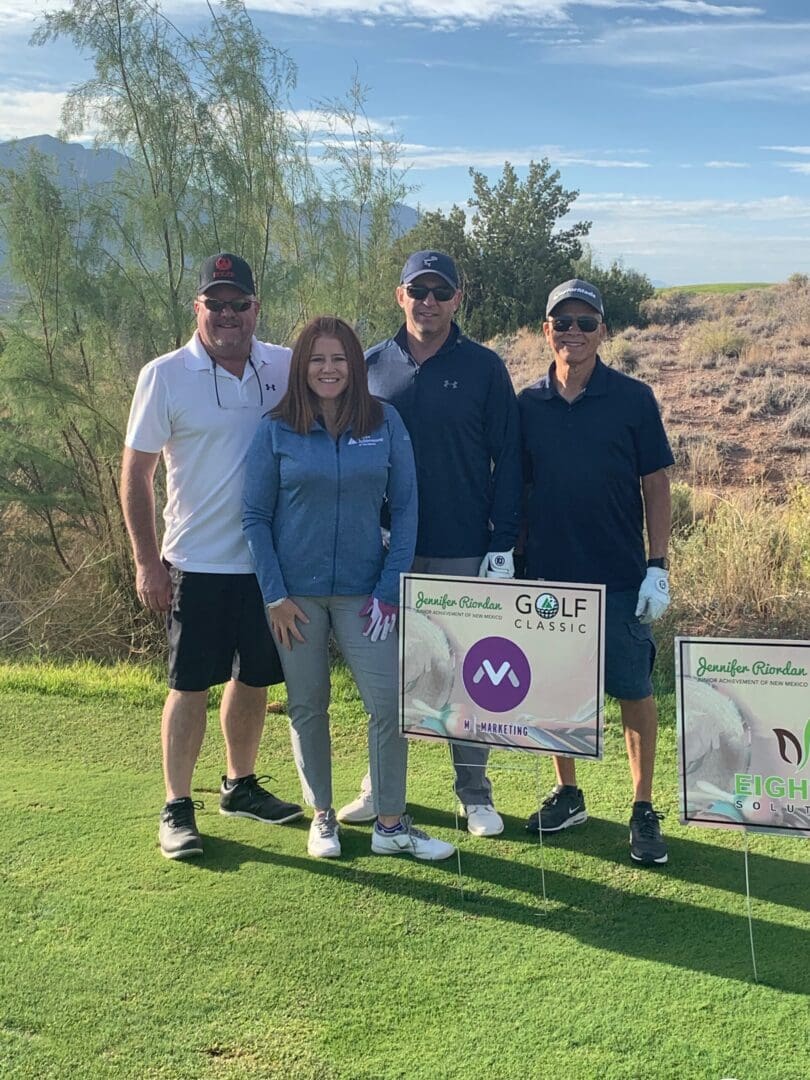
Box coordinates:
[400,250,459,289]
[198,253,255,295]
[546,278,604,317]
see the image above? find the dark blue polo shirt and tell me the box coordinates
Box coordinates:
[366,324,521,559]
[519,357,674,592]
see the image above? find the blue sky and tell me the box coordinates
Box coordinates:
[1,0,809,284]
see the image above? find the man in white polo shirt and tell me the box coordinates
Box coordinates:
[121,253,303,859]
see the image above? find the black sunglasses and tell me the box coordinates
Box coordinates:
[405,283,456,302]
[201,297,256,313]
[549,315,602,333]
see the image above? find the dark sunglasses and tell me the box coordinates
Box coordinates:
[200,297,256,313]
[549,315,602,333]
[405,283,456,302]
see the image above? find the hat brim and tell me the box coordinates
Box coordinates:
[401,270,458,289]
[198,278,253,295]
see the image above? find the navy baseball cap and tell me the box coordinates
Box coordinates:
[400,250,459,289]
[198,253,255,295]
[546,278,604,317]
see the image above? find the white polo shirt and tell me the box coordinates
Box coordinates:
[125,332,291,573]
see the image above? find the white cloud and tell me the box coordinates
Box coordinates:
[0,0,763,31]
[572,192,810,221]
[0,89,66,140]
[763,145,810,155]
[776,162,810,175]
[401,143,650,169]
[567,22,810,102]
[289,108,392,136]
[704,160,749,168]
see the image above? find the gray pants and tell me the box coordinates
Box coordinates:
[274,595,407,816]
[412,556,493,806]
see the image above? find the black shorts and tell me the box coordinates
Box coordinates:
[604,589,657,701]
[166,568,284,692]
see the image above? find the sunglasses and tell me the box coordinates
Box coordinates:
[200,297,256,313]
[405,283,456,302]
[549,315,602,333]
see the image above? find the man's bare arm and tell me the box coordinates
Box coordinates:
[641,468,671,560]
[121,446,172,612]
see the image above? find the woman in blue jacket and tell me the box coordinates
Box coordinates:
[243,316,455,862]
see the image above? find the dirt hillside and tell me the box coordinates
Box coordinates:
[493,283,809,494]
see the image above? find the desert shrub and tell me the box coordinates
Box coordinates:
[745,373,809,419]
[641,291,705,326]
[783,402,810,437]
[670,481,715,538]
[492,326,546,391]
[682,319,749,364]
[600,335,638,373]
[654,485,810,686]
[670,432,725,487]
[787,272,809,288]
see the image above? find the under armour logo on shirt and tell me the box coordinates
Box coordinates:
[444,380,458,389]
[265,383,276,391]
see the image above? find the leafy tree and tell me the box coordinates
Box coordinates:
[401,160,590,339]
[0,0,415,656]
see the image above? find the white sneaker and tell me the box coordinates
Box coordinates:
[462,804,504,837]
[336,786,376,823]
[308,810,341,858]
[371,815,456,861]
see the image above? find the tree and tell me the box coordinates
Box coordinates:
[0,0,415,657]
[401,160,590,339]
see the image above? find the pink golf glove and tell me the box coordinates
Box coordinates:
[359,597,398,642]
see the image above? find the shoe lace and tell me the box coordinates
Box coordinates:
[399,813,429,842]
[168,799,203,827]
[634,808,665,839]
[313,812,337,838]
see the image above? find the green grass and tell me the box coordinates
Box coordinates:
[1,661,807,1079]
[655,282,773,295]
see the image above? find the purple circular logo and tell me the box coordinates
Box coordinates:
[462,636,531,713]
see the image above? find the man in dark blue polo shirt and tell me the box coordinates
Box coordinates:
[336,250,523,837]
[520,278,673,865]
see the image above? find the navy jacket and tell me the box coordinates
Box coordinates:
[242,403,417,606]
[365,324,521,559]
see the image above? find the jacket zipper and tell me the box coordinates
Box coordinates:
[330,435,341,593]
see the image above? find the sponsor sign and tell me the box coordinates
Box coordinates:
[399,575,605,757]
[676,637,810,837]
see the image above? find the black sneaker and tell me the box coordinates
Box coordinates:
[159,797,204,859]
[629,805,668,865]
[525,785,587,834]
[219,774,303,824]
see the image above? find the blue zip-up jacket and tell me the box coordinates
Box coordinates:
[242,402,416,606]
[365,324,521,559]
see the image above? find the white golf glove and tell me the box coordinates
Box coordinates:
[359,597,398,642]
[635,567,670,624]
[479,550,515,579]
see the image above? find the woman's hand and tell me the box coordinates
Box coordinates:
[268,598,310,650]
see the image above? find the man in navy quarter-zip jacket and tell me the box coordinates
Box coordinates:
[336,250,522,838]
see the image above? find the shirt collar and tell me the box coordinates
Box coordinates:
[532,355,609,400]
[184,332,264,372]
[394,321,461,361]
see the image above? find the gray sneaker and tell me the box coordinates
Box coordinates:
[308,809,341,858]
[159,798,203,859]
